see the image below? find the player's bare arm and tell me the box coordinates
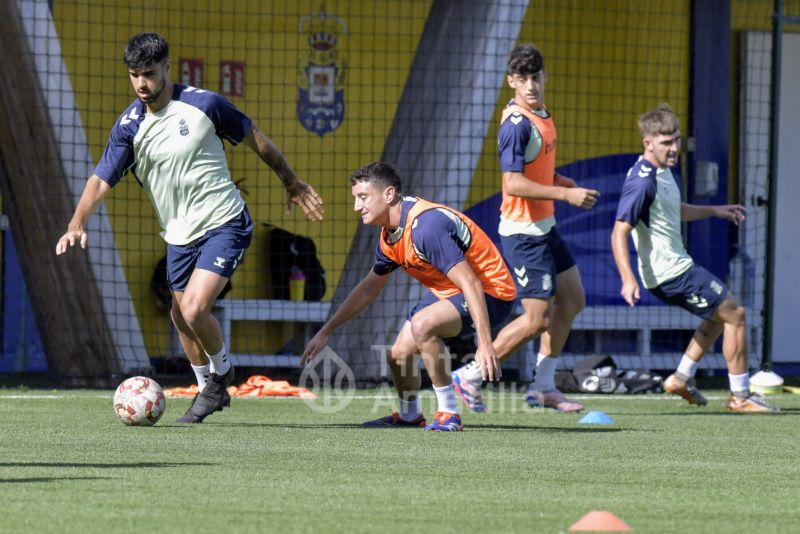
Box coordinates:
[553,172,577,188]
[681,203,746,225]
[301,270,390,365]
[55,175,111,255]
[445,261,501,381]
[611,220,640,307]
[243,126,324,221]
[504,171,600,209]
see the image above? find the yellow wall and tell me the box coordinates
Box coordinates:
[49,0,786,358]
[53,0,432,356]
[467,0,692,207]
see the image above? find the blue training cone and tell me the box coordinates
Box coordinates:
[577,411,614,425]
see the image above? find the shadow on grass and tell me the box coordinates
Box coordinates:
[204,422,639,433]
[0,462,213,468]
[207,422,364,429]
[464,423,627,433]
[0,476,111,484]
[621,410,799,416]
[771,407,800,414]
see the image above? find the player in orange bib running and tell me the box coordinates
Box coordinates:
[301,162,516,431]
[452,44,600,414]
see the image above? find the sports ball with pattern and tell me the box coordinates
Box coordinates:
[113,376,166,426]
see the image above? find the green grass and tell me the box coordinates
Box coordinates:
[1,388,799,533]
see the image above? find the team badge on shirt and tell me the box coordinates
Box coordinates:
[297,10,348,136]
[710,280,723,295]
[179,119,189,136]
[542,273,553,292]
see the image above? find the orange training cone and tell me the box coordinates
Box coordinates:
[569,510,632,532]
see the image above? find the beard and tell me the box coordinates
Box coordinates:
[140,78,167,104]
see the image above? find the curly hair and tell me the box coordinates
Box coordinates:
[506,44,545,76]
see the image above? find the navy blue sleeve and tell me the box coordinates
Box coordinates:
[204,92,253,145]
[411,209,468,275]
[179,87,253,145]
[372,243,399,276]
[498,113,532,173]
[93,111,138,187]
[615,169,656,227]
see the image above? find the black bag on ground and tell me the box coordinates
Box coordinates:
[265,224,326,301]
[555,369,581,393]
[569,354,662,394]
[573,354,620,393]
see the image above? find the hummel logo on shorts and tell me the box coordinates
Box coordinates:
[687,294,708,308]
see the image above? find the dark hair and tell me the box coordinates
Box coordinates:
[638,103,680,138]
[124,33,169,68]
[507,44,544,76]
[349,161,403,194]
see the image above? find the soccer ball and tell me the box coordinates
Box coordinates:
[113,376,166,426]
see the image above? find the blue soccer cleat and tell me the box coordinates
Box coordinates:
[424,411,464,432]
[362,412,426,428]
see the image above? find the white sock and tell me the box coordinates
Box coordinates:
[434,384,459,414]
[457,361,483,385]
[398,396,422,421]
[728,372,750,396]
[191,363,210,390]
[206,345,231,375]
[676,354,699,378]
[533,354,558,392]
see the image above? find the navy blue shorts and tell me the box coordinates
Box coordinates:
[500,227,576,299]
[166,208,254,293]
[409,290,514,338]
[649,264,728,320]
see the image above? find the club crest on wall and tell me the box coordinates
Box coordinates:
[297,9,347,136]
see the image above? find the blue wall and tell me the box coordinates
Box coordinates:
[687,0,732,279]
[1,231,47,372]
[465,153,669,306]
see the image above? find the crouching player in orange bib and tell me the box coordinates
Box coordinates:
[301,162,516,431]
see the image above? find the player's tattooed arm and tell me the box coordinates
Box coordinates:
[243,126,324,221]
[243,126,297,187]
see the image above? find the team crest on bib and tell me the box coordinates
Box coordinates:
[297,10,348,136]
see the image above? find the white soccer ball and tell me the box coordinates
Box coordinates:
[113,376,166,426]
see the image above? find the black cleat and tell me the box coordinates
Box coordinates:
[217,364,236,387]
[176,393,201,423]
[176,365,235,423]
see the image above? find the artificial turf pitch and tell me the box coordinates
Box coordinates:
[1,387,799,533]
